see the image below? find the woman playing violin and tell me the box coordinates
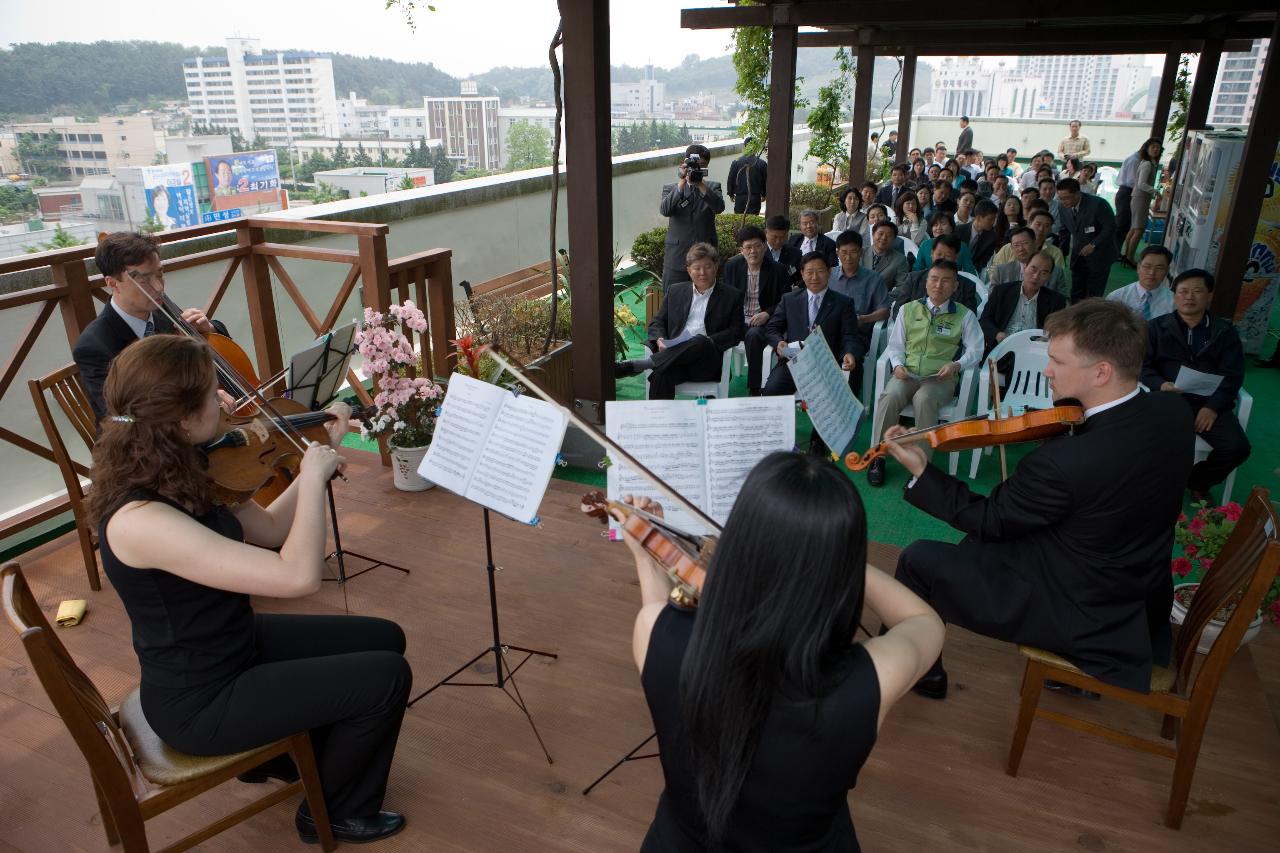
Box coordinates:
[616,452,944,852]
[86,335,411,846]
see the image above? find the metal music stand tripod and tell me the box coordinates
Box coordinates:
[407,507,558,763]
[582,731,660,795]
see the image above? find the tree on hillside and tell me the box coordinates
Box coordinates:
[249,134,269,152]
[353,142,374,168]
[332,140,350,169]
[15,131,69,180]
[229,129,248,152]
[297,151,332,183]
[0,185,39,222]
[431,145,455,183]
[505,122,552,171]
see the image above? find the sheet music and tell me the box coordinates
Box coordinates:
[468,393,568,523]
[789,330,863,456]
[419,374,504,497]
[606,400,710,535]
[703,397,795,523]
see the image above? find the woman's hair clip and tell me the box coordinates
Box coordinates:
[108,414,135,424]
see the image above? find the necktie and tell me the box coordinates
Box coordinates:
[1139,291,1151,320]
[808,292,821,327]
[143,318,155,337]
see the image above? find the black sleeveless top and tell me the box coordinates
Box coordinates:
[641,605,880,852]
[99,493,256,690]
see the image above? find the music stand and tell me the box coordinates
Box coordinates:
[289,322,410,585]
[582,732,659,795]
[407,507,558,763]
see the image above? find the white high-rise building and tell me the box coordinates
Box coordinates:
[929,58,1042,119]
[335,92,390,137]
[423,82,501,171]
[184,38,339,146]
[610,66,667,117]
[1014,54,1153,121]
[1209,39,1269,127]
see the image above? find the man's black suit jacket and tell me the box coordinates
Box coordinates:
[955,222,1002,272]
[768,244,805,287]
[73,304,229,424]
[978,282,1068,352]
[722,254,789,318]
[764,287,861,363]
[787,232,838,269]
[875,183,907,209]
[647,280,745,354]
[904,390,1193,691]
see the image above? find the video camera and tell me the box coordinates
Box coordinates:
[684,155,705,184]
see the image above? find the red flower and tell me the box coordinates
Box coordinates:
[1267,600,1280,625]
[1184,544,1198,557]
[1171,557,1192,578]
[1220,502,1243,521]
[1198,558,1213,573]
[1177,512,1187,523]
[1187,517,1207,536]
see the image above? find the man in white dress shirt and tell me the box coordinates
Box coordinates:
[1107,245,1174,321]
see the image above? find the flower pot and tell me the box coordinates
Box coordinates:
[389,444,434,492]
[1170,582,1262,656]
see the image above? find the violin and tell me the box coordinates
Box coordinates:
[844,402,1085,471]
[580,491,712,608]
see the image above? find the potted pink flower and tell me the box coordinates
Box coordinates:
[355,300,444,491]
[1169,500,1276,654]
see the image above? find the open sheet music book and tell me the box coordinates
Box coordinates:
[788,329,864,456]
[419,373,568,524]
[604,396,796,536]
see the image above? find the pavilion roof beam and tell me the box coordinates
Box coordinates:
[795,22,1272,49]
[794,38,1257,56]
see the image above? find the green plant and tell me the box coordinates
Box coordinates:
[1172,500,1279,625]
[713,213,766,263]
[730,0,805,157]
[1167,54,1193,144]
[630,214,765,282]
[805,48,855,180]
[789,182,834,214]
[630,227,667,278]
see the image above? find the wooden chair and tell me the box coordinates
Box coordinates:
[28,364,100,590]
[1006,487,1279,829]
[1,561,335,852]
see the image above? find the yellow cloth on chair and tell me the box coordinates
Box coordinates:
[55,599,86,627]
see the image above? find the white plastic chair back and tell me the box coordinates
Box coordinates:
[968,330,1050,478]
[899,237,919,260]
[646,347,734,400]
[872,346,976,477]
[1193,388,1252,504]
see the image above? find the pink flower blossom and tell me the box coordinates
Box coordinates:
[1267,600,1280,625]
[1171,556,1192,578]
[1187,517,1206,536]
[1177,512,1187,523]
[1198,558,1212,573]
[1184,544,1198,557]
[1220,502,1243,522]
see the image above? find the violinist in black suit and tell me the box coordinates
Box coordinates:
[73,232,230,424]
[762,252,860,398]
[616,243,745,399]
[883,299,1193,699]
[723,226,790,394]
[787,210,838,269]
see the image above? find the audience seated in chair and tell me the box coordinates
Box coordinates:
[1140,268,1251,504]
[787,209,838,269]
[890,235,978,318]
[862,219,910,296]
[764,214,804,287]
[866,259,984,487]
[827,230,890,398]
[955,198,1003,272]
[616,242,745,400]
[912,211,978,275]
[723,226,790,395]
[979,251,1067,356]
[1108,245,1175,321]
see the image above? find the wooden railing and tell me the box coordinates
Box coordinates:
[0,217,454,541]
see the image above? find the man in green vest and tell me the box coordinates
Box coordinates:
[868,259,985,487]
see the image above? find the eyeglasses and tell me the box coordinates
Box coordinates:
[125,269,165,286]
[1175,288,1209,297]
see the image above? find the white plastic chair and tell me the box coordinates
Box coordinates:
[1194,387,1252,505]
[969,330,1051,478]
[862,319,888,406]
[871,347,977,476]
[958,271,986,312]
[645,348,733,400]
[899,236,919,267]
[731,341,773,387]
[825,228,843,242]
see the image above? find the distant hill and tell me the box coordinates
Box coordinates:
[0,40,931,121]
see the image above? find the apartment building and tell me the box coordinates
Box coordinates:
[11,116,160,178]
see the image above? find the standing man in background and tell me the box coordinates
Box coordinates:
[660,144,725,289]
[1056,120,1091,163]
[956,117,973,155]
[726,141,767,215]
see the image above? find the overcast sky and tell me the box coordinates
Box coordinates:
[3,0,737,76]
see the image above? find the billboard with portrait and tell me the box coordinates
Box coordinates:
[141,164,199,229]
[204,150,281,212]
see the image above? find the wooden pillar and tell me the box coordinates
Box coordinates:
[1185,39,1223,134]
[1212,20,1280,322]
[51,259,97,347]
[848,45,875,186]
[560,0,614,409]
[765,24,798,219]
[237,224,284,383]
[1150,50,1181,144]
[895,51,917,165]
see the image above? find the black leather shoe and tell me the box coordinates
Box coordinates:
[296,808,406,845]
[614,360,640,378]
[1043,679,1100,700]
[237,753,300,784]
[912,669,948,700]
[867,457,886,487]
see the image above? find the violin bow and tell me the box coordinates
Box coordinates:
[485,345,723,534]
[987,358,1008,482]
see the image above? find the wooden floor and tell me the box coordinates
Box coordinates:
[2,450,1278,852]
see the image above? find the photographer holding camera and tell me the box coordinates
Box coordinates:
[660,144,725,289]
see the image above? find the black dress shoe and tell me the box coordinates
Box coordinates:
[867,457,886,487]
[1043,679,1100,700]
[912,669,948,700]
[296,808,406,845]
[236,753,300,784]
[614,360,640,378]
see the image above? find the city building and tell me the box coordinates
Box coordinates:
[387,108,429,139]
[422,82,501,171]
[1209,39,1269,127]
[0,132,20,175]
[312,166,435,198]
[610,66,667,117]
[336,92,391,137]
[10,116,161,179]
[164,135,235,166]
[497,107,562,168]
[183,37,340,146]
[929,58,1043,120]
[1014,54,1153,121]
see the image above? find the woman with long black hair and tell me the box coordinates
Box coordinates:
[619,452,944,852]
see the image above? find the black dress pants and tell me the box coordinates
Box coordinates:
[733,195,762,215]
[743,324,771,391]
[1188,405,1252,493]
[1113,185,1133,250]
[1070,257,1109,302]
[143,614,412,819]
[647,337,723,399]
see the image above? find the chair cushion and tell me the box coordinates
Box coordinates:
[1018,646,1175,694]
[118,689,265,786]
